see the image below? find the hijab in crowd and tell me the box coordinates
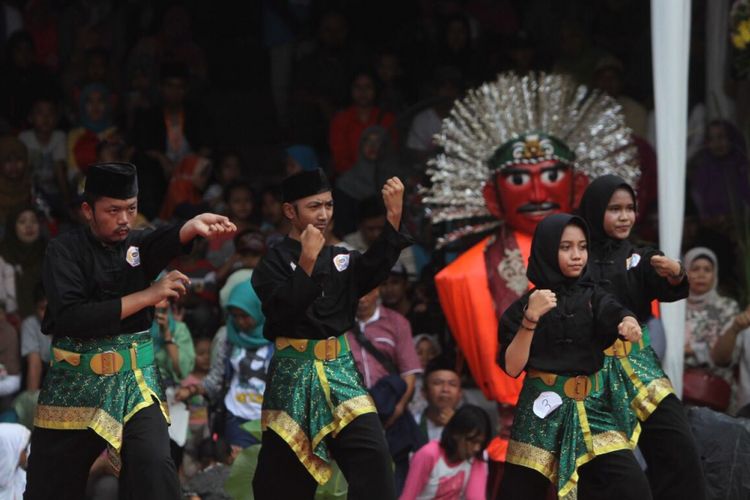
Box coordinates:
[0,206,45,317]
[684,246,740,368]
[0,137,31,228]
[689,120,750,218]
[225,281,268,350]
[78,82,114,133]
[336,125,403,201]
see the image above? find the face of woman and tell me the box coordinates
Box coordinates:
[16,210,40,244]
[85,91,107,122]
[707,124,731,158]
[602,188,636,240]
[351,75,375,108]
[687,257,715,296]
[228,306,256,332]
[416,338,437,369]
[557,224,588,278]
[361,132,383,161]
[228,188,253,221]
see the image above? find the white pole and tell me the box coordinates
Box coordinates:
[651,0,692,396]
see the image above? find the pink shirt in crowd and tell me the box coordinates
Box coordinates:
[347,306,422,387]
[399,440,488,500]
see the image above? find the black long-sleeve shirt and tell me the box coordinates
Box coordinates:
[251,222,411,341]
[588,241,688,323]
[42,224,188,338]
[498,284,634,376]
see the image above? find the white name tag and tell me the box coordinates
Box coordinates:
[533,391,563,419]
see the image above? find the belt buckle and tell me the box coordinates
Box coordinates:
[314,337,340,361]
[564,375,591,401]
[90,350,124,376]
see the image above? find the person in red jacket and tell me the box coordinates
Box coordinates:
[329,71,395,174]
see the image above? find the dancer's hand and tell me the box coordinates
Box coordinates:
[180,213,237,243]
[526,289,557,322]
[148,270,190,303]
[651,255,683,280]
[300,224,325,261]
[618,316,642,342]
[382,177,404,229]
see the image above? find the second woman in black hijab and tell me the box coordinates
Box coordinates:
[497,213,651,500]
[578,175,706,500]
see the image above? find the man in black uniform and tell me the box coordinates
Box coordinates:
[25,162,236,500]
[251,169,411,499]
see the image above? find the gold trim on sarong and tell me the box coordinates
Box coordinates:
[35,405,125,450]
[262,394,376,484]
[630,376,674,421]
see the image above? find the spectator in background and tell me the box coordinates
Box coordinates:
[289,10,357,151]
[347,286,423,494]
[409,334,441,426]
[284,144,319,176]
[66,82,118,180]
[418,356,462,441]
[180,336,213,460]
[406,67,463,163]
[133,62,212,196]
[0,308,20,417]
[591,56,648,139]
[375,50,409,115]
[159,154,212,221]
[380,262,414,316]
[0,136,31,235]
[176,281,272,453]
[151,297,195,387]
[259,185,289,246]
[217,230,266,308]
[433,15,483,86]
[0,30,60,131]
[203,151,243,213]
[18,97,69,214]
[552,18,608,85]
[206,180,257,269]
[20,284,49,392]
[329,71,396,174]
[336,125,405,234]
[687,120,750,224]
[0,207,46,319]
[344,196,417,278]
[685,247,750,413]
[399,405,490,500]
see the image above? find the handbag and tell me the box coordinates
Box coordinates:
[682,367,731,412]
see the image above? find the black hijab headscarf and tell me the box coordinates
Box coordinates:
[527,213,591,292]
[577,174,636,244]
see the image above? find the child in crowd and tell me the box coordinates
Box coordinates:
[66,82,118,180]
[258,185,288,246]
[18,97,68,212]
[203,151,243,213]
[498,214,648,500]
[207,181,257,268]
[0,137,31,236]
[20,284,49,392]
[400,405,490,500]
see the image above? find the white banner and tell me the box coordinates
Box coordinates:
[651,0,692,396]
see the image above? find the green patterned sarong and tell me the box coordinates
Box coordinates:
[35,332,168,451]
[506,371,640,500]
[261,336,377,485]
[602,325,674,423]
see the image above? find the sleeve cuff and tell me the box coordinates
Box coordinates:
[383,219,414,251]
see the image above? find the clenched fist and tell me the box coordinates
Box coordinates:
[526,289,557,322]
[382,177,404,229]
[618,316,642,342]
[300,224,325,261]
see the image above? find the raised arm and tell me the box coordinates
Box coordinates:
[502,290,557,378]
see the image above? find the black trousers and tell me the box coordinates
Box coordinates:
[498,450,652,500]
[253,412,396,500]
[24,402,180,500]
[638,394,707,500]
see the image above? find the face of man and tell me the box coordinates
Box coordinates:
[283,191,333,234]
[486,160,574,235]
[379,274,407,308]
[83,196,138,244]
[424,369,461,411]
[359,215,385,246]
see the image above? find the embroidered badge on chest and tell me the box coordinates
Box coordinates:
[333,253,350,272]
[626,253,641,270]
[126,246,140,267]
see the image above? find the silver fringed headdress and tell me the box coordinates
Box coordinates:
[423,72,640,248]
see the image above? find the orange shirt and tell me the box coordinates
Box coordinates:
[329,106,395,174]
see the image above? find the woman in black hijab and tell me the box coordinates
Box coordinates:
[497,213,650,500]
[579,175,706,500]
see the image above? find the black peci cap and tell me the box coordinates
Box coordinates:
[84,162,139,199]
[281,168,331,203]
